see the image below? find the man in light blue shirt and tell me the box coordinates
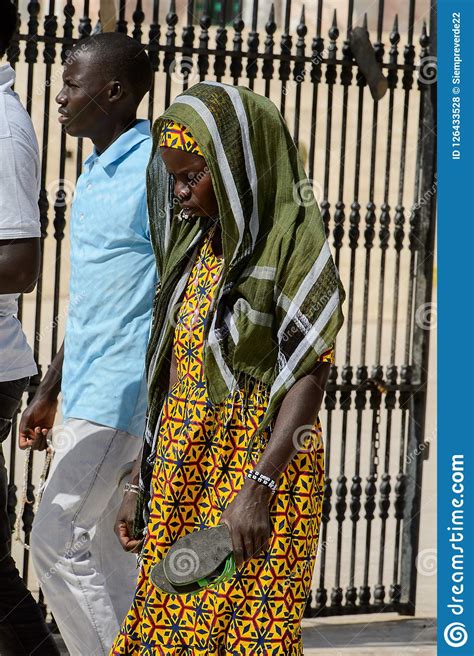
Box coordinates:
[62,118,153,437]
[19,33,157,656]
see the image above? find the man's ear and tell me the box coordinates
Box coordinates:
[108,80,123,103]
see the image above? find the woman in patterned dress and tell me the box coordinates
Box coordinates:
[111,83,345,655]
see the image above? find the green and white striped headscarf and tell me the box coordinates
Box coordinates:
[137,81,345,532]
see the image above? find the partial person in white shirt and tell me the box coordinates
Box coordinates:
[0,1,61,654]
[18,30,156,656]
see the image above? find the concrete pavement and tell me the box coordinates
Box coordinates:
[302,615,436,655]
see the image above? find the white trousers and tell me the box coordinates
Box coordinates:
[30,418,141,656]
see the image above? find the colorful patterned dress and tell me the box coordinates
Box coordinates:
[111,231,334,656]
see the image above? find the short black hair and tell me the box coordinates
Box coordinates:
[71,33,153,105]
[0,0,18,58]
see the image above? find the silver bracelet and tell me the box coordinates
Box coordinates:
[246,469,278,492]
[124,483,140,495]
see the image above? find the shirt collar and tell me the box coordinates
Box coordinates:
[0,63,15,93]
[84,119,151,171]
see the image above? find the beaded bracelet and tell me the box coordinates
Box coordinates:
[246,469,278,492]
[124,483,140,495]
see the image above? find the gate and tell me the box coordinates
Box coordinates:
[4,0,436,619]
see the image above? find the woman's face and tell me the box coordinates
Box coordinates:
[160,147,219,221]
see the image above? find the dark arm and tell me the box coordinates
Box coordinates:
[251,361,330,480]
[0,238,41,294]
[35,342,64,401]
[221,361,331,567]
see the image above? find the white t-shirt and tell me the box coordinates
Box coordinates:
[0,63,41,383]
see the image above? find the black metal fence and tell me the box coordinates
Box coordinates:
[5,0,436,620]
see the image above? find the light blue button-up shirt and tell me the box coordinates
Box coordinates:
[62,120,156,437]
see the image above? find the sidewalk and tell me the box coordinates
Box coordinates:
[302,614,436,655]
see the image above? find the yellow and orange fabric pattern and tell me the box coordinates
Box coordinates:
[158,119,204,157]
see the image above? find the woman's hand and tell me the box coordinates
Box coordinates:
[220,479,273,568]
[114,491,143,553]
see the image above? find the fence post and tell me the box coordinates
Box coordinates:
[399,0,437,614]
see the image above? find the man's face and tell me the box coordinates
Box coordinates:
[160,147,219,221]
[55,52,111,138]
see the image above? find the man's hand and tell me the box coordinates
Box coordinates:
[19,343,64,450]
[114,490,142,553]
[19,395,58,450]
[220,479,273,568]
